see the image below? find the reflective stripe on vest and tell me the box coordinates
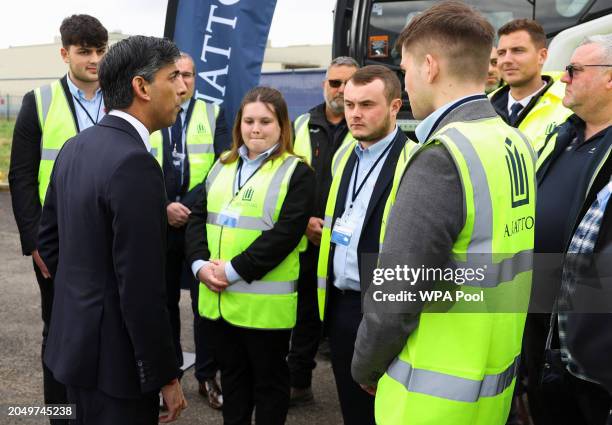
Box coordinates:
[201,153,301,329]
[149,99,219,190]
[386,354,520,403]
[293,113,356,166]
[375,117,535,425]
[35,80,78,204]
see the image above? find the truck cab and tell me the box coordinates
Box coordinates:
[333,0,612,133]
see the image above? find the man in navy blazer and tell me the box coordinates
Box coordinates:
[38,36,188,424]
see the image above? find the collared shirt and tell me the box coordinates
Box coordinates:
[108,110,151,152]
[66,74,105,130]
[558,178,612,384]
[415,94,482,144]
[506,80,547,116]
[191,143,279,283]
[332,127,398,292]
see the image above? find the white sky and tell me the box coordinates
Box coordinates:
[0,0,335,49]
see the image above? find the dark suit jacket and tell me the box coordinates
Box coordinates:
[9,75,79,255]
[38,114,178,398]
[325,129,408,294]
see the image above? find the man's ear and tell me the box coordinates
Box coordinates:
[538,47,548,67]
[60,47,69,64]
[425,54,439,84]
[132,76,151,101]
[390,98,402,116]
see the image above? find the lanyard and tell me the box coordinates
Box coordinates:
[235,159,265,195]
[350,140,394,206]
[73,94,102,126]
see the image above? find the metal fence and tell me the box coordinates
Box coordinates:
[0,94,24,120]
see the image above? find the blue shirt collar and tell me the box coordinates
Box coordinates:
[238,143,279,164]
[354,126,398,158]
[66,73,102,101]
[415,93,485,144]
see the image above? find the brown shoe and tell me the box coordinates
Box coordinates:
[199,377,223,410]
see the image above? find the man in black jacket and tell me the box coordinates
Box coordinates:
[288,56,358,405]
[531,34,612,425]
[38,36,188,424]
[8,15,107,419]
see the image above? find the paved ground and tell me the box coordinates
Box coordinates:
[0,190,343,424]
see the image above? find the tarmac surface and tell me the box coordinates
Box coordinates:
[0,190,343,424]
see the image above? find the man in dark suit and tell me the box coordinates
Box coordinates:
[9,15,108,419]
[38,36,188,424]
[316,65,411,425]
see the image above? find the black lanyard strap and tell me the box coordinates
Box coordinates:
[73,94,102,125]
[351,140,394,204]
[236,159,266,195]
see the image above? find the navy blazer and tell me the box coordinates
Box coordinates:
[325,129,408,293]
[38,114,178,398]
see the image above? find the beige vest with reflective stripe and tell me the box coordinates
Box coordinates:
[201,152,302,329]
[34,80,78,204]
[375,118,535,425]
[150,99,219,191]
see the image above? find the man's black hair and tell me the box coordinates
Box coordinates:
[98,36,180,110]
[60,14,108,48]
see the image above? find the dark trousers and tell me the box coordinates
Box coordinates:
[189,271,217,381]
[206,318,291,425]
[66,385,159,425]
[165,227,185,370]
[288,244,321,389]
[34,261,68,425]
[327,286,375,425]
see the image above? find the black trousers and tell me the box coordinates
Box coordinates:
[66,385,159,425]
[165,227,186,370]
[205,318,291,425]
[288,244,321,389]
[33,261,68,425]
[327,286,375,425]
[189,269,217,381]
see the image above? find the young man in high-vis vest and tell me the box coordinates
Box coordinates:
[8,15,108,418]
[317,65,412,425]
[351,2,536,425]
[490,19,572,152]
[288,56,358,405]
[148,52,229,409]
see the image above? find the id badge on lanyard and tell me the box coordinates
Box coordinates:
[331,209,355,247]
[217,207,240,228]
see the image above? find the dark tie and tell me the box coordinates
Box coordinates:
[170,108,184,157]
[509,103,524,126]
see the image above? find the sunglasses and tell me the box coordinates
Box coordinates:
[327,79,349,88]
[565,64,612,80]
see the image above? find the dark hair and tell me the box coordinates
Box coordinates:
[498,19,547,49]
[60,14,108,48]
[395,0,494,83]
[222,87,294,164]
[98,36,180,110]
[349,65,401,103]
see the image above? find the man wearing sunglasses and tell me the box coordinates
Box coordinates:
[529,34,612,425]
[148,52,230,410]
[491,19,572,152]
[289,56,359,406]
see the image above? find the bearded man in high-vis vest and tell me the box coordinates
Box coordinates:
[288,56,358,405]
[148,52,229,409]
[316,65,412,425]
[8,15,108,419]
[351,2,536,425]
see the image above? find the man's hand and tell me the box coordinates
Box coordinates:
[159,378,187,423]
[210,260,229,282]
[197,263,229,293]
[166,202,191,228]
[32,249,51,279]
[360,384,377,396]
[305,217,324,246]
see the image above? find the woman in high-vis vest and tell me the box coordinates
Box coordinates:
[185,86,315,425]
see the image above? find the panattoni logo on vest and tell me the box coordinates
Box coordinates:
[504,138,530,208]
[242,187,254,202]
[197,123,207,133]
